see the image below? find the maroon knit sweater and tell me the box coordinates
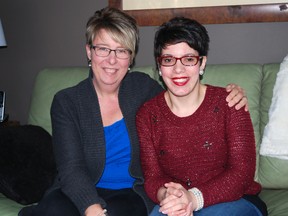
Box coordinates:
[136,85,261,207]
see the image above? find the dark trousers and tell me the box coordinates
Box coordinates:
[18,188,147,216]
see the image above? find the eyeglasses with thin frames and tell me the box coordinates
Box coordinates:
[158,55,203,67]
[91,45,132,59]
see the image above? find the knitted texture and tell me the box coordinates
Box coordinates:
[136,85,261,207]
[50,70,163,215]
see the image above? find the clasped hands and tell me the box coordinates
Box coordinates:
[158,182,196,216]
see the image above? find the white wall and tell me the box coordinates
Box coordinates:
[136,22,288,66]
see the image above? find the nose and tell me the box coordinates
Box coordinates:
[107,50,117,64]
[173,59,185,73]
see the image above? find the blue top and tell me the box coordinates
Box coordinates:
[51,71,163,212]
[96,118,135,189]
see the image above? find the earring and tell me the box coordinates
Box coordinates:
[199,70,204,75]
[88,59,92,67]
[128,67,131,71]
[159,70,162,76]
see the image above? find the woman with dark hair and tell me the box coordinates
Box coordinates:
[136,17,267,216]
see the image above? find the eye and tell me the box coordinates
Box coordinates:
[185,56,196,62]
[162,57,174,63]
[116,49,128,54]
[97,47,109,52]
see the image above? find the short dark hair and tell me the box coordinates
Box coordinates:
[154,17,210,66]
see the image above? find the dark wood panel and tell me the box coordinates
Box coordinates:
[109,0,288,25]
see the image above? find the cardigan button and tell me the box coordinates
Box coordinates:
[160,150,165,156]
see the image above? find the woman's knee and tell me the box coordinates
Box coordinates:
[18,189,80,216]
[194,198,262,216]
[149,205,165,216]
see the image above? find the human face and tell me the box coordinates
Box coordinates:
[86,29,131,91]
[160,42,206,98]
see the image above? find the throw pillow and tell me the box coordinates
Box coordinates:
[0,125,56,205]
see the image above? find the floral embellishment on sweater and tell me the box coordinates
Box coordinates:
[203,141,213,150]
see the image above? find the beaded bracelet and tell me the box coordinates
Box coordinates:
[188,187,204,211]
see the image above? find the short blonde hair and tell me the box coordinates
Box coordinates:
[86,7,139,64]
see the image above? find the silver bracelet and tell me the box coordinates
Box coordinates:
[188,187,204,211]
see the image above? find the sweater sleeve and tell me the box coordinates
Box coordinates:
[51,91,106,215]
[198,105,260,207]
[136,102,174,204]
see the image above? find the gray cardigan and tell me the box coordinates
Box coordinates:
[49,70,163,215]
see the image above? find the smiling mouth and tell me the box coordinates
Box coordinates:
[104,68,117,74]
[172,77,189,86]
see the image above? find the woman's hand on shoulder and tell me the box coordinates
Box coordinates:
[225,83,249,111]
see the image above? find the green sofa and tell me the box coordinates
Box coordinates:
[1,63,288,216]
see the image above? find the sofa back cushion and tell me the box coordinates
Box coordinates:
[201,64,263,178]
[28,67,89,134]
[28,66,159,134]
[28,64,288,188]
[29,64,287,189]
[29,64,263,146]
[258,63,288,189]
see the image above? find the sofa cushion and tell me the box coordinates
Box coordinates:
[258,63,288,189]
[260,56,288,160]
[201,63,262,166]
[0,193,24,216]
[28,67,89,134]
[28,66,158,135]
[131,66,162,84]
[260,189,288,216]
[259,64,280,135]
[0,125,56,205]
